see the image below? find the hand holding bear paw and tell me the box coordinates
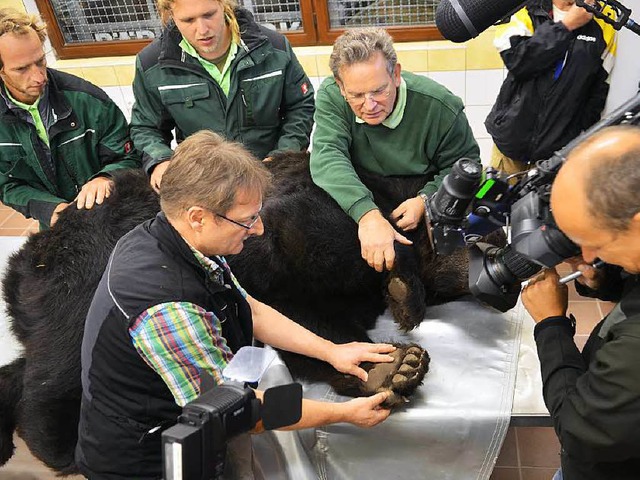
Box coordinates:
[325,341,397,381]
[360,343,430,408]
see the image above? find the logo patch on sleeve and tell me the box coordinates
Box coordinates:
[124,140,133,154]
[301,82,309,95]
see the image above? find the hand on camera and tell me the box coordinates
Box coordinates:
[564,255,604,290]
[522,268,568,323]
[562,1,594,31]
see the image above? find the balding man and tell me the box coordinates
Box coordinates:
[522,125,640,480]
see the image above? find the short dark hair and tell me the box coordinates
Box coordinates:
[585,125,640,231]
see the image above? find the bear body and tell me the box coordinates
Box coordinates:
[0,153,471,473]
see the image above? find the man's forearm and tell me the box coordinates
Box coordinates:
[250,296,333,363]
[280,398,345,430]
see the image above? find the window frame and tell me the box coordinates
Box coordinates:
[35,0,442,59]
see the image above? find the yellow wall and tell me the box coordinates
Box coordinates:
[6,0,505,163]
[1,0,27,13]
[51,29,502,87]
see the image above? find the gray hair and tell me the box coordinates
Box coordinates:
[329,27,397,80]
[584,125,640,231]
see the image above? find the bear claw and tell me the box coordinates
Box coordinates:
[361,342,430,408]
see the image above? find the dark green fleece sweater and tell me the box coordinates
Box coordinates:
[310,71,479,222]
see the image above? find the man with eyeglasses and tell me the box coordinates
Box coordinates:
[310,27,479,274]
[0,8,140,229]
[76,130,396,479]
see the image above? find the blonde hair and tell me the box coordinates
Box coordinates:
[0,8,47,68]
[156,0,240,44]
[160,130,272,219]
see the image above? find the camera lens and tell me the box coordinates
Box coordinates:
[429,158,482,223]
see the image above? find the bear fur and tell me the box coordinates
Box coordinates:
[0,152,473,473]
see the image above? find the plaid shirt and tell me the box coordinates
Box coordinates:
[129,249,247,407]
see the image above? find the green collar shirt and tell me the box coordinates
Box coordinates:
[179,38,238,96]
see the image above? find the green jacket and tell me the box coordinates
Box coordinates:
[310,72,479,222]
[130,8,315,174]
[0,69,140,226]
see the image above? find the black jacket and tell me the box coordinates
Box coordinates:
[485,0,617,163]
[534,273,640,479]
[75,213,252,479]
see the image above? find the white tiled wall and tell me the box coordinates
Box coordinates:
[103,85,136,122]
[0,237,28,368]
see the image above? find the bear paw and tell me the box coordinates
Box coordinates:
[362,343,430,408]
[386,275,427,332]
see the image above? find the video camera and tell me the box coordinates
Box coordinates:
[162,348,303,480]
[426,93,640,312]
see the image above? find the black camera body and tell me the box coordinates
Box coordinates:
[162,382,303,480]
[427,93,640,311]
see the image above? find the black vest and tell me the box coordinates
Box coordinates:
[76,213,252,479]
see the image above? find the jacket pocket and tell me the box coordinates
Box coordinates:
[0,144,32,180]
[240,71,283,127]
[158,82,210,108]
[54,128,100,185]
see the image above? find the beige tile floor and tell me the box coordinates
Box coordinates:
[0,436,83,480]
[0,204,38,237]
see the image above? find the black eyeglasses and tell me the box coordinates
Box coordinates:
[215,212,261,230]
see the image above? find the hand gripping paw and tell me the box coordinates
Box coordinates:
[362,343,430,408]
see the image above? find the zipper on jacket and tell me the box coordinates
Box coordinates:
[58,152,80,195]
[240,87,255,127]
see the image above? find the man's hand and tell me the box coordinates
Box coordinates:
[325,342,396,381]
[521,268,568,323]
[150,160,171,192]
[76,177,113,210]
[564,256,604,290]
[562,1,594,31]
[339,391,392,427]
[358,210,412,272]
[390,196,425,231]
[50,202,70,226]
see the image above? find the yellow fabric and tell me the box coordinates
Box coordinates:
[490,144,533,184]
[594,5,618,74]
[494,7,534,53]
